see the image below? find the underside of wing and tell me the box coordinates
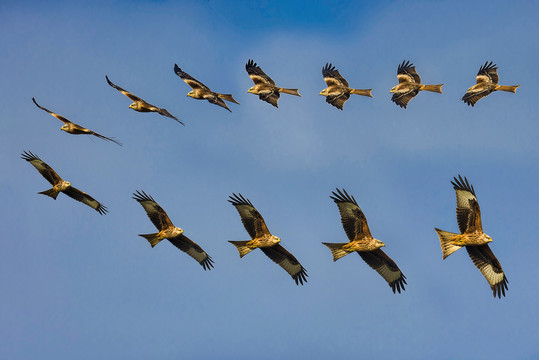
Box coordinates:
[358,249,407,293]
[397,60,421,84]
[228,193,271,238]
[261,244,308,285]
[63,186,108,215]
[322,63,349,87]
[32,98,71,124]
[330,188,371,241]
[246,59,275,85]
[106,75,143,102]
[168,234,214,270]
[451,175,481,233]
[21,151,63,186]
[173,64,210,90]
[132,190,174,230]
[466,244,508,298]
[326,93,350,110]
[391,89,418,108]
[461,88,492,106]
[476,61,499,84]
[260,92,280,107]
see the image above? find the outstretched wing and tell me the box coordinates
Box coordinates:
[397,60,421,84]
[260,244,308,285]
[358,249,407,293]
[322,63,349,87]
[168,234,214,271]
[228,193,271,239]
[330,188,372,241]
[466,244,508,298]
[245,59,275,85]
[451,175,482,234]
[106,76,143,102]
[173,64,210,91]
[476,61,498,84]
[461,88,492,107]
[32,98,71,124]
[259,92,280,108]
[132,190,174,231]
[63,186,108,215]
[326,93,350,110]
[391,90,419,109]
[21,151,63,186]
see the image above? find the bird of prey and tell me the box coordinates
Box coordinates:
[21,151,108,215]
[32,98,122,146]
[390,60,443,108]
[322,188,406,293]
[133,190,214,270]
[173,64,239,112]
[462,61,520,106]
[245,59,301,108]
[435,175,508,298]
[105,76,184,125]
[319,63,373,110]
[228,193,307,285]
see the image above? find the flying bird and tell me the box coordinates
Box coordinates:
[132,190,214,270]
[322,188,406,293]
[21,151,108,215]
[228,193,307,285]
[320,63,373,110]
[173,64,239,112]
[32,98,121,146]
[462,61,520,106]
[105,76,184,125]
[435,175,508,298]
[245,59,301,108]
[390,60,443,108]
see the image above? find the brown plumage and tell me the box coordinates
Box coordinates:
[133,190,214,270]
[21,151,108,215]
[435,175,508,298]
[174,64,239,112]
[245,59,301,108]
[462,61,519,106]
[323,188,406,293]
[106,76,184,125]
[228,193,307,285]
[390,60,443,108]
[320,63,372,110]
[32,98,121,146]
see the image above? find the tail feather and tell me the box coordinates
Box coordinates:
[38,188,60,200]
[322,242,352,262]
[217,93,240,104]
[278,88,301,97]
[420,84,444,93]
[139,233,162,248]
[435,228,463,259]
[228,240,255,258]
[350,89,373,97]
[495,85,519,93]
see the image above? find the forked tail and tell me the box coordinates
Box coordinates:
[38,188,60,200]
[322,242,352,262]
[420,84,444,93]
[350,89,373,97]
[435,228,463,259]
[228,241,255,258]
[139,233,163,248]
[495,85,520,93]
[217,93,240,104]
[278,88,301,97]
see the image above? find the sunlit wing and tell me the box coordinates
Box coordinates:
[322,63,349,87]
[358,249,407,293]
[466,244,508,298]
[21,151,63,186]
[63,186,108,215]
[451,175,482,233]
[261,244,308,285]
[397,60,421,84]
[330,188,372,241]
[106,75,143,102]
[476,61,499,84]
[132,190,175,231]
[173,64,210,90]
[168,233,214,271]
[228,193,271,239]
[32,98,71,124]
[245,59,275,85]
[391,89,419,109]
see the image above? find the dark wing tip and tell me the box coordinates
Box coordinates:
[390,274,407,294]
[450,175,475,195]
[492,275,508,298]
[132,190,156,203]
[398,60,414,73]
[293,267,309,285]
[479,61,497,73]
[246,59,256,70]
[21,150,41,162]
[105,75,114,86]
[201,254,215,271]
[322,63,336,74]
[97,204,109,215]
[330,187,358,206]
[228,192,254,207]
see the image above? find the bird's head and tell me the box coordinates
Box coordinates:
[390,85,397,93]
[247,86,255,94]
[319,89,329,96]
[376,239,386,248]
[486,234,493,243]
[187,91,194,98]
[272,235,281,244]
[60,124,68,132]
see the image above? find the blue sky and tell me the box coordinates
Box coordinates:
[1,0,539,358]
